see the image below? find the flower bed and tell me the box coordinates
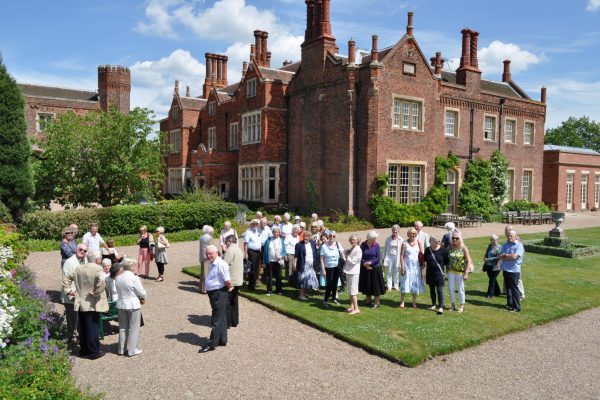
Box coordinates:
[523,239,600,259]
[0,227,102,399]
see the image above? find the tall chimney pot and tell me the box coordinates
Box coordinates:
[502,59,511,82]
[254,30,262,66]
[541,87,547,103]
[322,0,332,36]
[434,52,443,75]
[305,0,315,41]
[174,80,179,95]
[407,12,414,36]
[186,85,190,97]
[261,31,269,66]
[371,35,379,63]
[470,31,479,69]
[250,44,255,63]
[460,29,471,69]
[348,38,356,64]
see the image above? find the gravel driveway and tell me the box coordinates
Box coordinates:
[25,213,600,399]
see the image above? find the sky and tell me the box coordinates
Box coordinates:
[1,0,599,129]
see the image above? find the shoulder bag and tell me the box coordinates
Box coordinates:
[427,247,445,277]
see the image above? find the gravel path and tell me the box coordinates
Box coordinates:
[25,213,600,399]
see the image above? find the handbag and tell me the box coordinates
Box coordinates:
[427,248,445,277]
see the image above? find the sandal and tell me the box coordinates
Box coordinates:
[155,276,163,282]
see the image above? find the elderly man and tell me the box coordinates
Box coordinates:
[61,243,88,343]
[198,225,216,294]
[223,235,244,328]
[243,219,262,290]
[257,217,272,281]
[82,223,109,254]
[414,221,430,249]
[500,229,525,313]
[284,225,301,280]
[63,250,108,359]
[199,245,233,353]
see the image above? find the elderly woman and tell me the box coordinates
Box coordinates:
[105,263,121,302]
[263,226,286,296]
[102,258,112,278]
[424,236,447,315]
[136,225,154,278]
[320,230,344,306]
[295,230,319,300]
[154,226,169,282]
[359,231,385,308]
[344,234,362,315]
[383,225,403,291]
[483,234,502,298]
[447,232,473,313]
[441,222,458,249]
[60,226,77,267]
[400,227,425,308]
[115,258,146,357]
[219,221,237,253]
[284,225,301,280]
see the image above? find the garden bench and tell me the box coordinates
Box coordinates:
[100,301,118,339]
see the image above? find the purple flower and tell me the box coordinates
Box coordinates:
[53,345,59,357]
[40,341,48,354]
[4,338,10,344]
[25,338,33,348]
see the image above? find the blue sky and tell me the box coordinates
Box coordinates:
[1,0,599,129]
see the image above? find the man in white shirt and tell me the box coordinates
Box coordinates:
[257,217,272,281]
[199,245,232,353]
[281,213,294,237]
[82,223,109,254]
[243,220,262,290]
[414,220,431,249]
[61,243,87,343]
[284,225,300,280]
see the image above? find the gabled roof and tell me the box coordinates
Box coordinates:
[216,91,232,103]
[257,66,295,83]
[440,70,525,99]
[220,82,239,95]
[280,61,300,73]
[179,96,206,110]
[544,145,600,155]
[360,45,393,64]
[18,83,98,102]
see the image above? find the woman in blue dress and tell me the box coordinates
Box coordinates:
[400,227,425,308]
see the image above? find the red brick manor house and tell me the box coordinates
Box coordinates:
[161,1,547,217]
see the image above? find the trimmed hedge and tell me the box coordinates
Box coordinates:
[19,201,237,240]
[523,239,600,258]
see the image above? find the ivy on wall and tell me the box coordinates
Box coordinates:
[490,150,509,210]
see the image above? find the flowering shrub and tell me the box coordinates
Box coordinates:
[0,227,102,399]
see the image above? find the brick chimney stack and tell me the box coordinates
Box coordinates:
[186,85,190,97]
[203,53,212,99]
[250,44,255,63]
[261,31,269,67]
[470,31,479,69]
[434,52,444,75]
[406,12,414,36]
[222,55,228,84]
[321,0,332,36]
[348,38,356,64]
[211,56,218,82]
[459,29,471,69]
[266,51,271,68]
[371,35,379,63]
[305,0,314,41]
[314,0,323,38]
[541,87,547,103]
[254,30,262,66]
[217,56,223,85]
[502,60,511,82]
[174,80,179,95]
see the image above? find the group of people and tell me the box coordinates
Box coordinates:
[59,223,171,360]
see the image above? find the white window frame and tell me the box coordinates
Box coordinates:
[170,129,182,153]
[392,95,424,131]
[242,110,261,145]
[444,108,459,138]
[504,118,517,144]
[208,101,217,116]
[386,162,425,204]
[521,169,533,202]
[238,163,280,203]
[594,173,600,209]
[483,115,496,141]
[229,122,239,149]
[566,172,574,211]
[505,168,515,202]
[208,127,216,149]
[581,173,589,210]
[247,78,257,98]
[167,168,184,194]
[172,106,179,122]
[36,112,55,132]
[523,120,535,145]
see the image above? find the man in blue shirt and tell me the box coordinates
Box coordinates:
[500,229,525,312]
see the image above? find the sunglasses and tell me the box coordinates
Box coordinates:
[66,232,74,234]
[452,237,460,240]
[77,248,88,253]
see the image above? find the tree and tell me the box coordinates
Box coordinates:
[490,150,509,210]
[0,61,34,220]
[544,116,600,152]
[458,157,496,220]
[33,106,166,208]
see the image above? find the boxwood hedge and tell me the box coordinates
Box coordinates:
[19,201,238,240]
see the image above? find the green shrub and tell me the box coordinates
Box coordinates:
[0,201,13,223]
[458,157,496,221]
[503,200,551,213]
[177,187,225,203]
[19,201,237,240]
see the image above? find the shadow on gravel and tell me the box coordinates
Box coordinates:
[165,332,207,347]
[187,314,211,327]
[45,289,61,304]
[178,280,200,293]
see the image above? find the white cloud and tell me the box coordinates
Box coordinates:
[587,0,600,11]
[478,40,543,74]
[543,79,600,128]
[130,49,205,118]
[134,0,182,39]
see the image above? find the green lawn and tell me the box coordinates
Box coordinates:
[182,227,600,367]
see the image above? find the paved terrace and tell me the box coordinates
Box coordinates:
[25,213,600,399]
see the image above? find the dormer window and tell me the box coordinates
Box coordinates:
[247,78,257,98]
[208,101,217,116]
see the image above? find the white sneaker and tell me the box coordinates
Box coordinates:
[129,349,143,357]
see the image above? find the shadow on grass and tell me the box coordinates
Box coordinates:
[165,332,207,348]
